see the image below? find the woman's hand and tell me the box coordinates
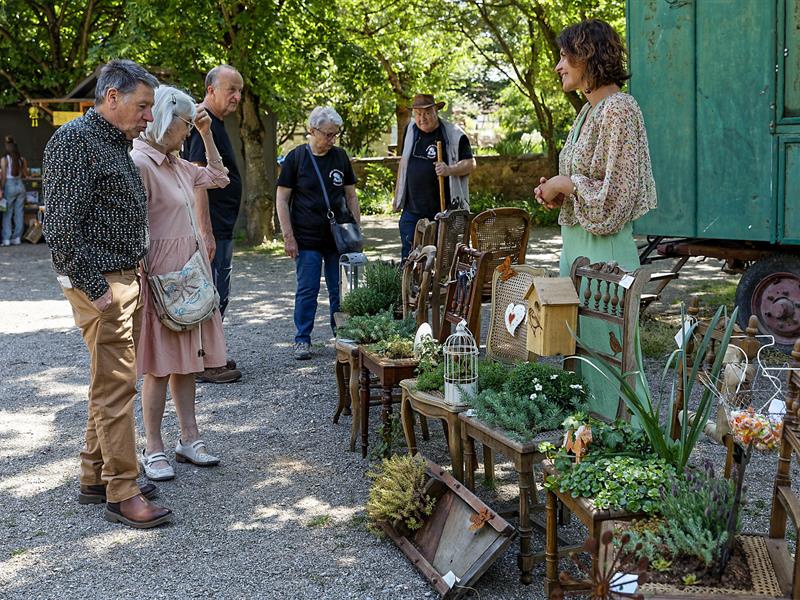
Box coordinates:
[195,106,212,135]
[535,175,571,209]
[284,235,298,259]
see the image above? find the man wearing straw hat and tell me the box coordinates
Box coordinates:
[393,94,476,259]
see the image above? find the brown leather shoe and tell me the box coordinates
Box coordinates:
[226,358,237,370]
[104,494,172,529]
[196,366,242,384]
[79,483,158,505]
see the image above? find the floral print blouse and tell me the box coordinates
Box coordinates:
[558,92,657,236]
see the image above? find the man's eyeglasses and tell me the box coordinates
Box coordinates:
[313,128,339,141]
[176,115,195,132]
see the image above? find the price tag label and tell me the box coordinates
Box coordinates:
[674,321,692,348]
[610,573,639,593]
[619,274,635,289]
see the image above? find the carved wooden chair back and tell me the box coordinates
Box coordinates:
[413,218,437,249]
[767,339,800,598]
[563,257,650,420]
[402,245,436,327]
[431,209,472,337]
[469,208,531,300]
[439,243,489,345]
[486,264,547,365]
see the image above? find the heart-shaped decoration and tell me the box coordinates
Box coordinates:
[504,303,526,336]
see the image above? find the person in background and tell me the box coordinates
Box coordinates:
[392,94,476,260]
[42,59,172,529]
[1,135,29,246]
[183,64,244,383]
[132,85,233,481]
[534,19,657,417]
[275,106,359,360]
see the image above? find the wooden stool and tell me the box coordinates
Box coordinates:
[542,459,645,597]
[359,348,419,458]
[400,379,465,482]
[459,413,559,584]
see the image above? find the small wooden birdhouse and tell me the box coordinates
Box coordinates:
[524,277,580,356]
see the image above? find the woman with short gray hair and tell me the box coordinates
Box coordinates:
[131,85,235,481]
[276,106,361,360]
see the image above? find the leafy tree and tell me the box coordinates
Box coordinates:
[0,0,126,104]
[441,0,625,169]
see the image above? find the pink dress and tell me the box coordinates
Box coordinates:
[131,138,230,377]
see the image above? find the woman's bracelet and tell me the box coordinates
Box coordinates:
[207,156,223,165]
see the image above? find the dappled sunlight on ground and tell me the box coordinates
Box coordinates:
[0,410,59,459]
[0,458,75,498]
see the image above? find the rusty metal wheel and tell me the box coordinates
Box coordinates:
[736,255,800,351]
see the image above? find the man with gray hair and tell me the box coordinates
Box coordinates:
[43,59,172,528]
[183,64,244,383]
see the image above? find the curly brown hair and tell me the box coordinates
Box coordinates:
[556,19,629,90]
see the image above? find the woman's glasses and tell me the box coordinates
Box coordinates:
[176,115,195,132]
[313,128,339,141]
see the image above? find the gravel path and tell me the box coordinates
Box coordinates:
[0,217,790,600]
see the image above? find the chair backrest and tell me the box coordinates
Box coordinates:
[402,245,436,327]
[470,207,531,271]
[413,218,437,249]
[434,209,472,287]
[564,257,650,420]
[439,243,489,345]
[485,263,547,364]
[768,339,800,598]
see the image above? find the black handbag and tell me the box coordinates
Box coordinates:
[305,145,363,254]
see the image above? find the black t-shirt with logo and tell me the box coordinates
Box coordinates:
[182,111,242,240]
[404,124,473,217]
[277,144,357,251]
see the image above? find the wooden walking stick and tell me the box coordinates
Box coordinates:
[436,141,445,212]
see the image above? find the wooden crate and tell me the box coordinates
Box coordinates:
[524,277,579,356]
[380,458,516,598]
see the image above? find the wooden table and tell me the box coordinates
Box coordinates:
[459,413,560,584]
[334,340,359,450]
[542,459,646,597]
[359,349,419,458]
[400,379,467,482]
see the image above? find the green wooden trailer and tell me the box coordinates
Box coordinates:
[628,0,800,347]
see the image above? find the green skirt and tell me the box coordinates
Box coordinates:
[559,223,641,419]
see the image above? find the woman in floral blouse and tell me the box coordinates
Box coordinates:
[534,19,657,416]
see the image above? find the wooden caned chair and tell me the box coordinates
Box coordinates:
[431,209,472,338]
[470,208,531,301]
[401,245,436,327]
[765,338,800,599]
[412,218,437,250]
[564,257,651,421]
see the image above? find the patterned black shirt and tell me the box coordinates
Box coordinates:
[42,108,149,300]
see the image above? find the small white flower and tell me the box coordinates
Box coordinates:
[532,377,539,383]
[570,384,584,390]
[534,383,543,391]
[529,393,537,400]
[550,374,559,380]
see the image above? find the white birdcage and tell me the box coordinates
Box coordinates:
[339,252,368,301]
[444,320,478,406]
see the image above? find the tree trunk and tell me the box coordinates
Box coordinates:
[395,102,411,155]
[240,88,273,244]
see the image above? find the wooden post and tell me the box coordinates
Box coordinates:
[436,141,445,212]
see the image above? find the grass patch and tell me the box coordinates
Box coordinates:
[675,279,738,311]
[640,318,678,359]
[346,513,367,528]
[306,514,333,528]
[10,548,26,558]
[243,239,285,256]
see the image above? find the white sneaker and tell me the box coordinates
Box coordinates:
[1,240,9,247]
[175,439,220,466]
[10,238,20,245]
[140,450,175,481]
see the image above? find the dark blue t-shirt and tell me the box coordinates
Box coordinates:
[182,111,242,240]
[277,144,357,251]
[404,124,472,217]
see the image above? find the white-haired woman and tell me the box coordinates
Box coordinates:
[276,106,360,360]
[131,85,233,481]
